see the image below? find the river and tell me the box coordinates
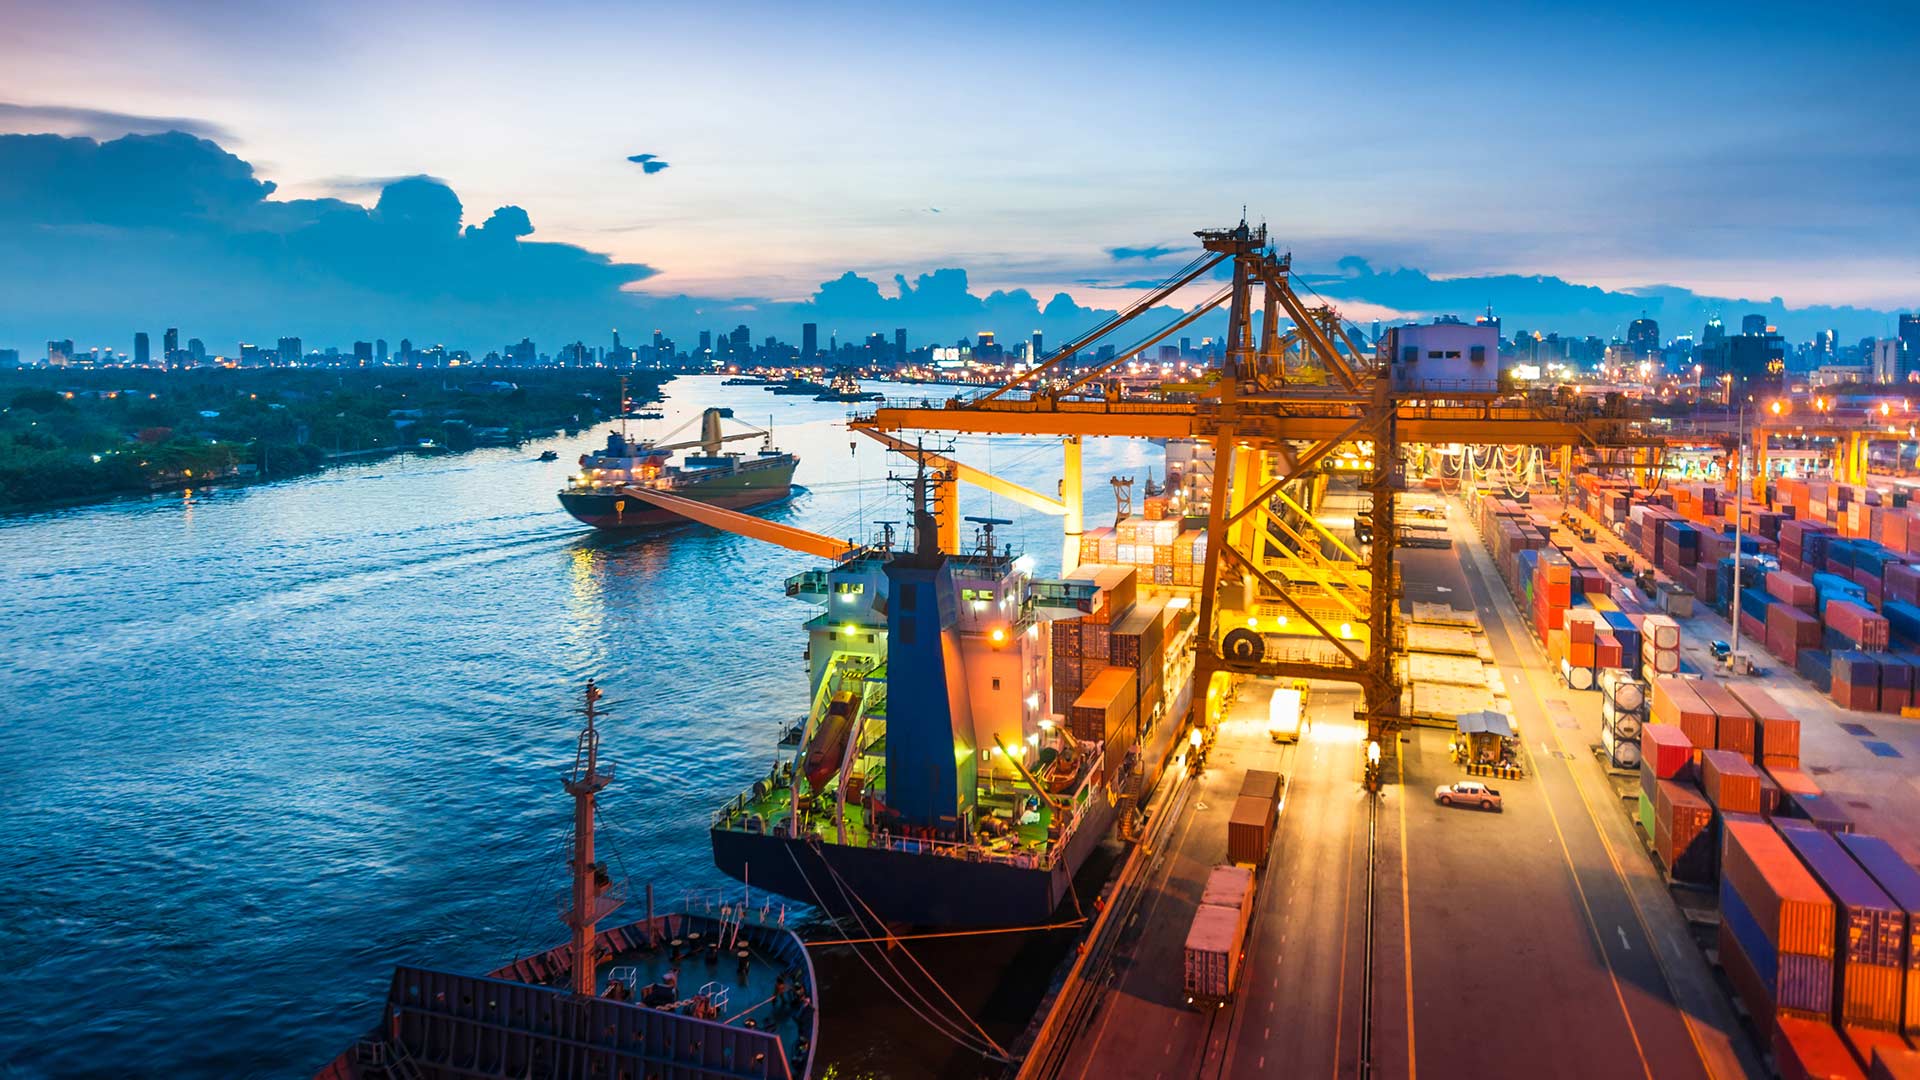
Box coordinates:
[0,376,1164,1078]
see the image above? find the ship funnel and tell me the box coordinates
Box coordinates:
[700,408,724,457]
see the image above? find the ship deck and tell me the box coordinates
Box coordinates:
[719,772,1060,859]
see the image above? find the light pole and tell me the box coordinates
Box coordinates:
[1728,398,1748,670]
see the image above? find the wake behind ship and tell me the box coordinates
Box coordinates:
[559,405,798,529]
[710,461,1194,928]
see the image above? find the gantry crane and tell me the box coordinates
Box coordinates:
[851,220,1661,761]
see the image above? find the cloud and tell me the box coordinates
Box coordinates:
[626,153,670,174]
[0,130,1909,361]
[312,173,451,198]
[1108,244,1183,262]
[0,101,236,143]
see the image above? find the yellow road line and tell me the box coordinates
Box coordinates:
[1397,750,1415,1080]
[1331,722,1355,1078]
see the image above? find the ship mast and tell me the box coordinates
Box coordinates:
[562,679,617,997]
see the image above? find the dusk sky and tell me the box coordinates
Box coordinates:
[1,0,1916,350]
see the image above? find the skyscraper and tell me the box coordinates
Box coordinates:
[278,337,302,366]
[376,338,388,365]
[163,327,179,364]
[1702,318,1725,343]
[1741,314,1768,336]
[894,328,907,364]
[802,322,818,360]
[188,338,206,364]
[1626,317,1659,358]
[354,341,374,365]
[134,332,149,367]
[1901,314,1920,358]
[1031,330,1044,365]
[698,330,712,358]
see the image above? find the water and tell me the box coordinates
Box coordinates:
[0,376,1163,1078]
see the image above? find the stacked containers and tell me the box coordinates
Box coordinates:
[1184,864,1255,1004]
[1644,614,1682,677]
[1837,833,1920,1040]
[1719,818,1837,1028]
[1653,677,1717,758]
[1728,684,1803,769]
[1638,723,1692,839]
[1769,603,1825,668]
[1776,824,1904,1032]
[1878,656,1913,715]
[1829,601,1893,653]
[1771,1016,1868,1080]
[1833,653,1883,712]
[1655,779,1715,883]
[1702,750,1764,815]
[1601,668,1648,770]
[1694,679,1757,761]
[1603,610,1644,671]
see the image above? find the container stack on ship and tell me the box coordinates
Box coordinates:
[709,455,1198,929]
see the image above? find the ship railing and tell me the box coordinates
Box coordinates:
[679,887,794,929]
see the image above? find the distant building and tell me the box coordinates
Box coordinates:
[802,322,818,360]
[1702,318,1726,343]
[1741,314,1769,336]
[188,338,206,364]
[894,328,907,365]
[0,348,18,368]
[277,336,301,366]
[507,337,536,365]
[975,330,1002,363]
[1626,316,1659,357]
[376,338,389,365]
[47,338,75,366]
[1872,339,1908,384]
[1695,327,1785,400]
[163,327,179,364]
[1030,330,1044,365]
[134,332,150,367]
[1381,317,1499,393]
[1902,314,1920,359]
[399,338,413,364]
[698,330,712,358]
[354,341,374,365]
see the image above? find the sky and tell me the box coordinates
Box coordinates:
[0,0,1916,354]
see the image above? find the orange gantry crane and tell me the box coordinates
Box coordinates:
[848,220,1660,758]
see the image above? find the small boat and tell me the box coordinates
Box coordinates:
[813,373,884,403]
[802,691,859,790]
[538,450,559,461]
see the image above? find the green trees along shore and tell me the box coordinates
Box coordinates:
[0,367,666,510]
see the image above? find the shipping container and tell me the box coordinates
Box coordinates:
[1773,1015,1867,1080]
[1183,902,1247,1006]
[1656,779,1715,883]
[1227,794,1275,867]
[1728,684,1802,768]
[1694,680,1757,760]
[1838,833,1920,1038]
[1723,869,1837,1017]
[1867,1040,1920,1079]
[1723,817,1838,958]
[1831,603,1893,652]
[1703,750,1764,815]
[1653,677,1717,755]
[1778,825,1906,1029]
[1641,723,1694,782]
[1239,769,1283,803]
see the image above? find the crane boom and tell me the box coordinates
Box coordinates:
[616,485,857,560]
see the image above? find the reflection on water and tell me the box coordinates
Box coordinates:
[0,377,1161,1078]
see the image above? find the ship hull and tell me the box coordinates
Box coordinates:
[559,459,797,529]
[710,793,1118,929]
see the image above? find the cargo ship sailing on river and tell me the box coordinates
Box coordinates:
[321,681,819,1080]
[559,390,797,529]
[709,456,1195,928]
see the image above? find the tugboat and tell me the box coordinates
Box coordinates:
[539,449,560,462]
[318,681,820,1079]
[557,385,798,530]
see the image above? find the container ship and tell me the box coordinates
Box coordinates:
[319,682,820,1080]
[709,459,1197,928]
[559,406,798,530]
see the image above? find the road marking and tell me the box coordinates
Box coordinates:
[1398,747,1417,1080]
[1618,927,1632,951]
[1264,1026,1270,1040]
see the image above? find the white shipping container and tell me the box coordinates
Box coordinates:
[1201,865,1255,910]
[1650,648,1680,674]
[1644,614,1681,650]
[1183,903,1247,1004]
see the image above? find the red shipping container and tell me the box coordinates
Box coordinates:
[1654,778,1714,882]
[1834,674,1881,713]
[1702,749,1763,814]
[1693,680,1756,759]
[1774,1016,1866,1080]
[1829,601,1892,652]
[1770,625,1803,668]
[1887,563,1920,606]
[1641,723,1693,781]
[1741,609,1769,645]
[1727,684,1801,768]
[1596,631,1622,669]
[1852,1029,1919,1077]
[1772,602,1826,648]
[1768,570,1819,609]
[1567,610,1596,645]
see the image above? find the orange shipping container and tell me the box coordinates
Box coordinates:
[1774,1016,1865,1080]
[1652,678,1717,756]
[1727,684,1802,768]
[1721,817,1837,958]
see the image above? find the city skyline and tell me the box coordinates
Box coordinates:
[2,0,1917,353]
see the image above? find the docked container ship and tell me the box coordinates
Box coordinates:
[320,682,820,1080]
[559,406,798,529]
[709,460,1195,928]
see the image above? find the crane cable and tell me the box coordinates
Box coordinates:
[780,847,1008,1061]
[812,846,1011,1061]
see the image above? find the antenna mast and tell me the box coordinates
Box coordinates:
[562,679,618,997]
